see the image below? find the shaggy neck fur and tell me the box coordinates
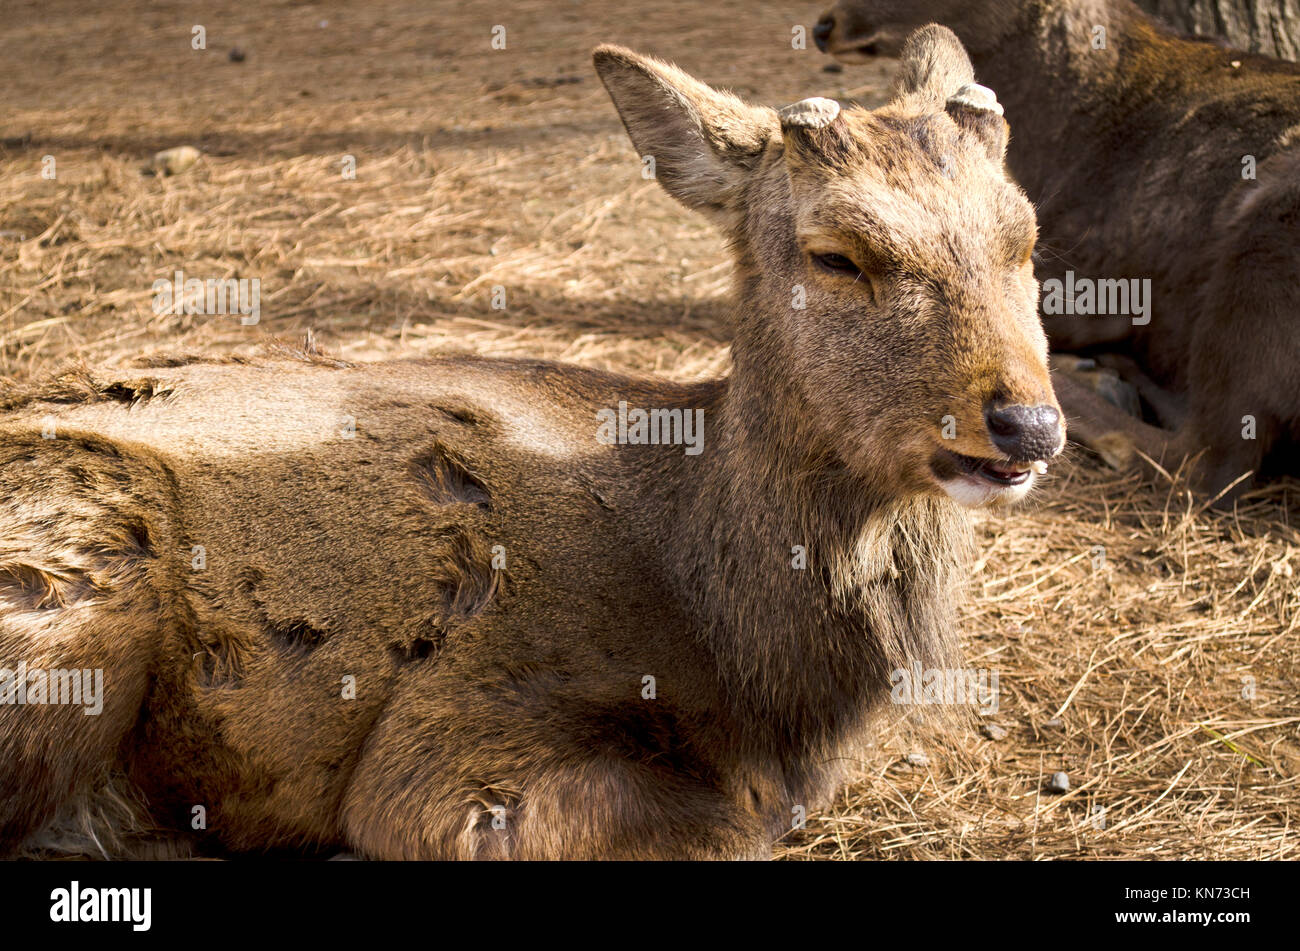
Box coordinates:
[653,304,971,768]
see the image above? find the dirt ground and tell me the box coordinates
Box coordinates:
[2,0,1296,859]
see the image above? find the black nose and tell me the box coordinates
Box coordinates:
[813,16,834,52]
[985,403,1062,462]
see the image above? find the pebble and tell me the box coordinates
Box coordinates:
[981,723,1008,741]
[905,751,930,767]
[1047,771,1071,794]
[147,146,201,176]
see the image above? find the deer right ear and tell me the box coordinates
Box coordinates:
[593,45,776,222]
[891,25,1008,164]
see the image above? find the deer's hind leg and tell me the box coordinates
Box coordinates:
[1181,239,1300,501]
[0,430,178,856]
[1160,170,1300,502]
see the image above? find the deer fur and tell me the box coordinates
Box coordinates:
[0,28,1059,860]
[816,0,1300,499]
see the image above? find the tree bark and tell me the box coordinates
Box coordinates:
[1135,0,1300,60]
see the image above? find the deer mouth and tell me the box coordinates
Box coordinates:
[930,449,1048,505]
[944,450,1038,485]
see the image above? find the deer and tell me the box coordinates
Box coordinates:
[0,26,1062,860]
[815,0,1300,502]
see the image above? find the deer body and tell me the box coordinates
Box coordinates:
[1,29,1060,859]
[817,0,1300,495]
[0,356,966,859]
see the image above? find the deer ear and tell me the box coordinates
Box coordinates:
[593,45,776,221]
[891,24,976,104]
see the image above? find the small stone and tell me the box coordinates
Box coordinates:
[1047,771,1070,794]
[981,723,1008,741]
[905,751,930,767]
[147,145,201,176]
[1042,717,1063,729]
[229,47,246,62]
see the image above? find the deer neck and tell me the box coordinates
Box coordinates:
[651,331,970,756]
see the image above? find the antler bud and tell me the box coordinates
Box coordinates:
[945,83,1003,117]
[778,97,842,131]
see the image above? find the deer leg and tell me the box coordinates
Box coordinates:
[1182,347,1285,504]
[1180,217,1300,503]
[1050,369,1184,474]
[1091,353,1188,430]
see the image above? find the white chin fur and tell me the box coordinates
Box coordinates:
[939,472,1036,508]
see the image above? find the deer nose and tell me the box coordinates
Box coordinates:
[984,403,1062,462]
[813,16,834,52]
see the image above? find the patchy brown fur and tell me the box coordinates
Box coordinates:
[817,0,1300,499]
[0,30,1056,859]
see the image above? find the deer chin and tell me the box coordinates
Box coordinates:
[828,31,902,62]
[929,448,1044,508]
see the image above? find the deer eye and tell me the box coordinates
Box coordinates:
[812,252,862,277]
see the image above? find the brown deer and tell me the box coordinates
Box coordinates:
[815,0,1300,501]
[0,27,1061,860]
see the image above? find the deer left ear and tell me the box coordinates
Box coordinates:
[946,83,1009,163]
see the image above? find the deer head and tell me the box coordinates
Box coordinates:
[594,25,1061,507]
[813,2,1026,61]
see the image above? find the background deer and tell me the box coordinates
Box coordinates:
[0,26,1061,860]
[815,0,1300,501]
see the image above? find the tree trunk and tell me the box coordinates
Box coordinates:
[1135,0,1300,60]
